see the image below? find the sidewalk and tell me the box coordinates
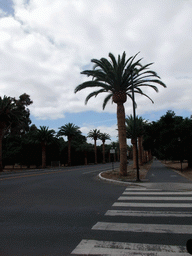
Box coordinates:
[143,160,192,190]
[99,160,192,191]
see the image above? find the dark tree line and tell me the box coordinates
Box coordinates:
[143,110,192,167]
[2,127,116,169]
[0,94,118,169]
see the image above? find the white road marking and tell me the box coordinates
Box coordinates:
[105,209,192,217]
[123,191,192,195]
[82,170,100,174]
[71,239,188,255]
[118,196,192,201]
[113,202,192,208]
[83,167,115,174]
[92,222,192,234]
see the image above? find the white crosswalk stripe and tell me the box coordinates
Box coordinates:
[113,202,192,207]
[92,222,192,234]
[71,240,188,255]
[105,209,192,217]
[118,196,192,200]
[71,188,191,255]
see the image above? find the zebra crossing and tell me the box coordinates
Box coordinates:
[71,187,192,255]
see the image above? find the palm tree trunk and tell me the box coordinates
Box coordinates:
[42,142,46,168]
[102,141,105,164]
[131,138,137,169]
[117,102,127,176]
[68,137,71,166]
[94,139,97,164]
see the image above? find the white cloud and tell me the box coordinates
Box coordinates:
[0,0,191,121]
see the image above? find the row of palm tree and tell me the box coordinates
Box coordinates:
[57,125,111,166]
[125,115,150,170]
[87,129,111,164]
[0,99,114,170]
[22,124,112,169]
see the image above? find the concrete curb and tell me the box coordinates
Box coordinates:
[98,171,146,187]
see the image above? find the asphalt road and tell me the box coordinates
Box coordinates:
[0,162,124,255]
[1,161,192,255]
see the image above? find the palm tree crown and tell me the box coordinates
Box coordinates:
[87,129,101,140]
[36,126,56,168]
[99,133,111,143]
[57,123,81,140]
[75,52,166,109]
[36,126,56,144]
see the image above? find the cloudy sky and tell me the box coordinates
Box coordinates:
[0,0,192,144]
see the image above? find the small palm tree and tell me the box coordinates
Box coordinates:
[57,123,81,166]
[75,52,166,176]
[36,126,56,168]
[99,133,111,163]
[87,129,101,164]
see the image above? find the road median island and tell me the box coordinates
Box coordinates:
[99,161,152,184]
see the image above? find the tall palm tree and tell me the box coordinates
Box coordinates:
[75,52,166,176]
[57,123,81,166]
[87,129,101,164]
[36,126,56,168]
[99,133,111,163]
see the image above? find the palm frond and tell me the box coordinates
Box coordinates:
[134,90,154,103]
[85,89,106,104]
[103,93,113,110]
[74,81,111,93]
[75,51,166,110]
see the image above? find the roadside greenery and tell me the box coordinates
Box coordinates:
[1,93,191,170]
[142,110,192,167]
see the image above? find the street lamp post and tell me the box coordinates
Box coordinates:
[131,70,140,182]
